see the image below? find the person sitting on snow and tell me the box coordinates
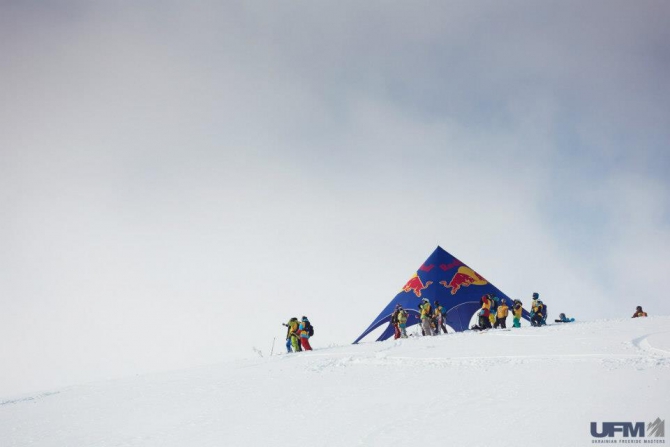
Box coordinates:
[512,299,523,328]
[555,313,575,323]
[494,298,509,329]
[632,306,648,318]
[531,300,544,327]
[541,301,548,325]
[530,292,540,311]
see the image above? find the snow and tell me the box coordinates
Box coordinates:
[1,317,668,446]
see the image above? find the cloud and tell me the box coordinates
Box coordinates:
[1,0,669,396]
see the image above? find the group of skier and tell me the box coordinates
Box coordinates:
[390,298,450,339]
[282,300,647,353]
[468,291,573,331]
[282,316,314,353]
[472,293,525,330]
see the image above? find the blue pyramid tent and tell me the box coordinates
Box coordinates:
[353,246,531,343]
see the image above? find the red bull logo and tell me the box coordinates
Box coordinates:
[439,266,487,295]
[402,273,433,297]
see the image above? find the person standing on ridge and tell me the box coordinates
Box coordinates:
[420,298,433,336]
[299,316,313,351]
[632,306,648,318]
[391,305,402,339]
[495,298,509,329]
[282,317,301,353]
[397,306,408,338]
[433,300,448,334]
[489,295,499,327]
[512,299,523,328]
[478,294,493,329]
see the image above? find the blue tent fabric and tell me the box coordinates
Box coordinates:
[353,246,531,343]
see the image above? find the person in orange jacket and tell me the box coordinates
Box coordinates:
[494,298,509,329]
[632,306,648,318]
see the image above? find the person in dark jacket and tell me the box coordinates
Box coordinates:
[391,305,402,339]
[299,316,313,351]
[512,299,523,328]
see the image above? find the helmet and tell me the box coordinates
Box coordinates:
[422,298,429,303]
[501,298,506,303]
[532,292,539,299]
[302,316,308,321]
[537,300,543,304]
[434,300,439,305]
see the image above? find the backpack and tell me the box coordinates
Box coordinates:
[307,321,314,337]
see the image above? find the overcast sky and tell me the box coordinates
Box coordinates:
[1,0,669,397]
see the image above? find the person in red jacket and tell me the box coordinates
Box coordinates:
[478,294,492,329]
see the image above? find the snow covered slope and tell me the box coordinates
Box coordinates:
[2,317,668,447]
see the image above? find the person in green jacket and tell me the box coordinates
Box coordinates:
[282,317,301,353]
[433,300,448,334]
[420,298,433,336]
[397,306,408,338]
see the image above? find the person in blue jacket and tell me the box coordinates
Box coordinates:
[555,313,574,323]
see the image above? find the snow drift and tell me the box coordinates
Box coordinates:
[1,317,668,447]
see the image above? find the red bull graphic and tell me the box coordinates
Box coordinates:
[402,273,433,297]
[439,266,487,295]
[353,246,527,344]
[439,260,463,271]
[419,264,435,272]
